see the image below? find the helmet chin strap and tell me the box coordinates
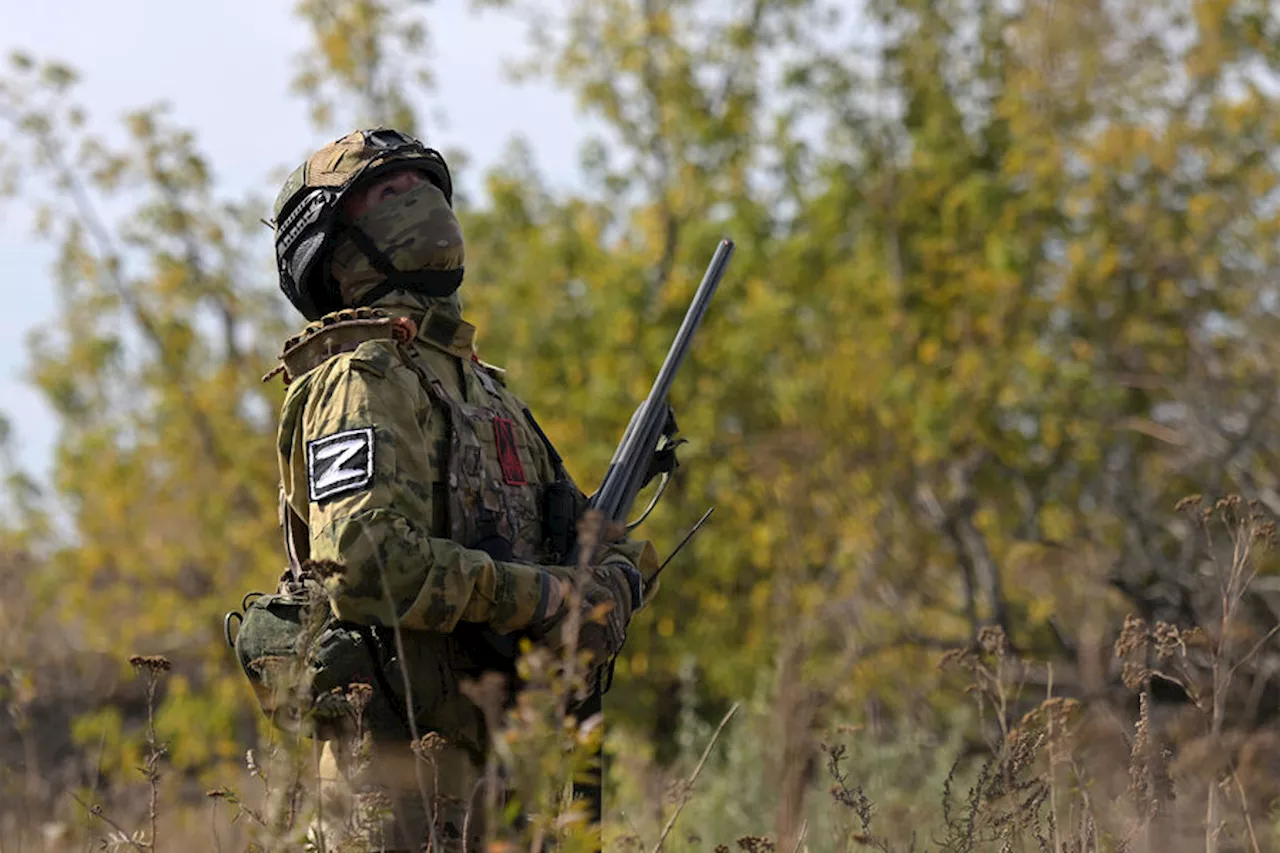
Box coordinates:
[342,222,465,306]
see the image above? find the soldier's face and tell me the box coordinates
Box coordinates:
[343,169,431,221]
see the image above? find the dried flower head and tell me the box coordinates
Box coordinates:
[1152,621,1187,660]
[1128,691,1157,817]
[345,681,373,713]
[1252,520,1277,547]
[1174,494,1203,513]
[1018,696,1081,732]
[979,625,1010,658]
[938,646,977,671]
[412,731,448,761]
[128,655,171,673]
[737,836,776,853]
[1122,660,1149,691]
[1114,614,1149,658]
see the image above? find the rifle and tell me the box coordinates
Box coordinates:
[572,237,735,822]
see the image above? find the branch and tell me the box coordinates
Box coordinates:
[917,482,978,636]
[7,110,230,469]
[711,0,769,117]
[639,0,681,303]
[69,793,148,853]
[649,702,740,853]
[917,463,1012,640]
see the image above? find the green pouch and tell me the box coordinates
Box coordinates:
[228,578,490,754]
[230,578,400,737]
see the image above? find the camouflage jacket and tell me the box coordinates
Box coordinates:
[273,304,651,635]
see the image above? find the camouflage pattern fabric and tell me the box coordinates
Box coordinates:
[277,303,567,633]
[272,127,455,321]
[330,181,465,307]
[268,127,656,849]
[273,128,451,225]
[274,300,657,816]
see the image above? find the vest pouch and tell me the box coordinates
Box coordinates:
[542,480,581,563]
[233,583,404,738]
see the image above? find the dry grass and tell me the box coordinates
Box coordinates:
[4,497,1280,852]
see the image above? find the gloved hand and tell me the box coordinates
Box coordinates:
[597,538,661,603]
[537,539,659,672]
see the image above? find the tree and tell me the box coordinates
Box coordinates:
[0,53,290,773]
[5,0,1280,844]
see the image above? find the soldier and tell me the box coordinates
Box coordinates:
[267,128,657,851]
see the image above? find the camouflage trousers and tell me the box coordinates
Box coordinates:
[312,737,489,853]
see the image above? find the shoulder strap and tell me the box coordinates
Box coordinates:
[520,406,570,482]
[281,493,311,582]
[265,309,417,385]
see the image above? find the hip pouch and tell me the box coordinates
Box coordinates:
[228,578,406,739]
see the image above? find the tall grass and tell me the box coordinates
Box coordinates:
[4,497,1280,852]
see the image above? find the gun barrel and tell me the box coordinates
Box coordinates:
[646,238,735,418]
[591,239,735,523]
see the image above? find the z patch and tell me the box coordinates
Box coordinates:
[308,427,375,502]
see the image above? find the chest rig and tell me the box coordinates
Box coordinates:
[413,354,551,563]
[251,309,582,748]
[391,326,584,669]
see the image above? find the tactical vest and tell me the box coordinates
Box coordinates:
[418,359,549,563]
[384,346,578,665]
[233,309,581,750]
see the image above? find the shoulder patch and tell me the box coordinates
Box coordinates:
[307,427,375,502]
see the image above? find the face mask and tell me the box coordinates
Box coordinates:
[330,181,465,307]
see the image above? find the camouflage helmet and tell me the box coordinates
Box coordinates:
[273,127,456,320]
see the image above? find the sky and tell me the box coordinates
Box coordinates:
[0,0,588,484]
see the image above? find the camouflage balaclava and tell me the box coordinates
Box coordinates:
[329,176,467,322]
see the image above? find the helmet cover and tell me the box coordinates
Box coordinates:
[273,128,453,320]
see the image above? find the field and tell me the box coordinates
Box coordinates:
[4,0,1280,850]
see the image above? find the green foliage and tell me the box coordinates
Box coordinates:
[6,0,1280,847]
[70,705,135,778]
[1,54,291,776]
[458,0,1280,731]
[292,0,435,133]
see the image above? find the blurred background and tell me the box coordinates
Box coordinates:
[3,0,1280,850]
